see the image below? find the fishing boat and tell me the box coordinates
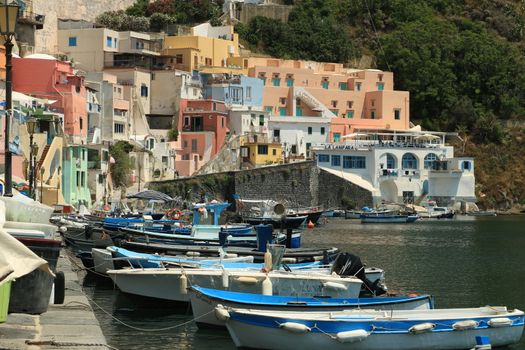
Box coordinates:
[361,212,419,224]
[188,286,433,328]
[119,240,335,263]
[237,198,308,229]
[107,267,363,302]
[221,306,524,350]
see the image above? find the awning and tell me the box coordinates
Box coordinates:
[127,190,173,202]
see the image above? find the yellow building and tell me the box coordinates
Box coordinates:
[241,133,282,166]
[162,23,241,73]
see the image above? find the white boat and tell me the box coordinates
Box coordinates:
[188,286,433,328]
[107,267,363,302]
[221,306,525,350]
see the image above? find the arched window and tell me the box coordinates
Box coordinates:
[386,154,396,169]
[424,153,438,169]
[402,153,418,169]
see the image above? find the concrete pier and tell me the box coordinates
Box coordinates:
[0,251,110,350]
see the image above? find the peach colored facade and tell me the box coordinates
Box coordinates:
[12,56,87,141]
[246,58,410,142]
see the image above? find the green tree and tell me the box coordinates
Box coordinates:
[109,141,134,189]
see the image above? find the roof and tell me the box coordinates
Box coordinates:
[25,53,57,60]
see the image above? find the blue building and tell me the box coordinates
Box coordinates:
[201,73,263,108]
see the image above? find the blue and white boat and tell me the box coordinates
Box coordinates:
[188,286,433,328]
[221,306,524,350]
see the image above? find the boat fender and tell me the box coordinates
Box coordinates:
[179,273,188,294]
[307,220,315,229]
[222,269,230,288]
[488,317,513,327]
[186,251,200,257]
[59,226,67,233]
[279,322,311,333]
[322,281,348,291]
[214,305,230,321]
[452,320,479,331]
[281,257,297,264]
[236,276,258,284]
[262,276,273,296]
[408,323,435,334]
[224,253,238,258]
[264,249,272,271]
[336,329,369,343]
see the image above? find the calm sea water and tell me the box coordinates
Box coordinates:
[80,215,525,350]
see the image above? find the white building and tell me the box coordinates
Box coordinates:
[312,129,476,206]
[270,116,332,159]
[229,108,269,137]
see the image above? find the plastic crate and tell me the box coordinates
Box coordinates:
[0,281,12,323]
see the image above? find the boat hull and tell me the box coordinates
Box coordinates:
[107,269,362,302]
[189,287,433,328]
[225,308,525,350]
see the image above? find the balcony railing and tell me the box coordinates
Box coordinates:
[18,10,45,29]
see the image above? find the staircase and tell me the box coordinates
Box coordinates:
[37,145,51,170]
[294,87,337,118]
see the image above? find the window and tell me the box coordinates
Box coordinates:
[462,161,471,170]
[81,172,85,187]
[286,78,294,87]
[272,149,277,156]
[279,97,286,105]
[347,101,354,108]
[184,117,190,126]
[213,102,217,111]
[356,82,362,91]
[331,100,338,108]
[321,81,329,89]
[191,139,198,152]
[140,84,148,97]
[394,109,401,120]
[371,99,375,107]
[346,110,354,118]
[221,117,225,128]
[176,54,183,64]
[333,133,341,142]
[306,142,311,151]
[279,107,286,116]
[259,115,265,126]
[231,87,242,103]
[246,86,252,100]
[320,127,325,135]
[265,106,273,113]
[76,172,80,187]
[424,153,438,169]
[273,129,280,137]
[386,154,396,169]
[106,36,112,47]
[330,109,338,115]
[183,140,188,148]
[114,38,118,48]
[343,156,366,169]
[402,153,418,169]
[377,82,384,91]
[308,127,312,135]
[296,107,303,116]
[331,155,341,166]
[114,123,124,133]
[272,78,280,87]
[68,37,77,46]
[339,82,348,90]
[257,145,268,155]
[371,111,376,119]
[80,117,83,130]
[318,154,329,162]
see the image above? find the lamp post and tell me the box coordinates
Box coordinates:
[31,142,38,200]
[0,1,20,197]
[26,118,37,198]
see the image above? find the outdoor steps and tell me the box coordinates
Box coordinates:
[37,144,51,170]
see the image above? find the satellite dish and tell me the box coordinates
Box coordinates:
[273,203,285,215]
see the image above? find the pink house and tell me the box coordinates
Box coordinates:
[176,99,229,176]
[13,54,87,142]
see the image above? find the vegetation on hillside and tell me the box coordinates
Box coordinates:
[109,141,134,190]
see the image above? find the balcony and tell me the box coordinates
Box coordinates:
[378,169,398,177]
[18,10,45,29]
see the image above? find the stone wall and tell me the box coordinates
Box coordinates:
[150,161,373,210]
[33,0,136,54]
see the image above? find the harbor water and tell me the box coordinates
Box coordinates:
[79,215,525,349]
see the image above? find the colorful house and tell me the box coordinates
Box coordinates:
[62,145,91,207]
[240,132,283,167]
[202,73,264,108]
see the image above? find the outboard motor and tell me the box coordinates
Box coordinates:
[331,253,387,296]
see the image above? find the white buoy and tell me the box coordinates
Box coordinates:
[179,273,188,294]
[222,269,230,288]
[336,329,369,343]
[488,317,513,327]
[262,275,273,295]
[408,322,435,334]
[452,320,479,331]
[214,305,230,321]
[279,322,311,333]
[264,249,272,271]
[236,276,258,284]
